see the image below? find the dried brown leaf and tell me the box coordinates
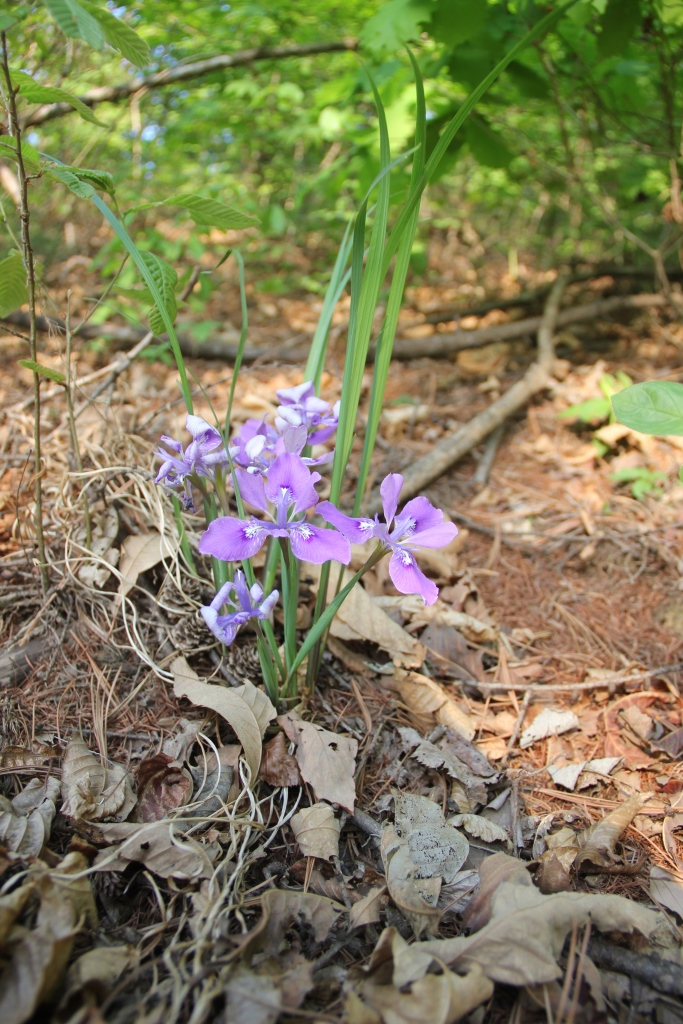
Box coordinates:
[461,852,532,933]
[290,803,340,861]
[240,888,345,960]
[161,717,203,763]
[119,531,177,598]
[391,670,475,740]
[259,732,302,788]
[576,792,649,869]
[400,728,487,805]
[134,753,193,823]
[0,745,58,770]
[232,680,277,737]
[349,886,387,929]
[93,820,215,880]
[171,656,262,780]
[520,709,580,749]
[448,814,510,846]
[59,945,134,1011]
[349,927,493,1024]
[279,714,357,813]
[417,875,660,987]
[0,778,59,856]
[381,793,468,937]
[305,564,425,668]
[60,738,135,822]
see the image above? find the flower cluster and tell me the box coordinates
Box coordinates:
[154,381,457,650]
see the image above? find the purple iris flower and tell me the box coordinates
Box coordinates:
[275,381,340,444]
[199,453,351,565]
[231,420,333,476]
[317,474,457,605]
[200,570,279,646]
[155,415,229,510]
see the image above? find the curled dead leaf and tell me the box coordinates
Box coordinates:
[0,777,60,856]
[93,820,216,880]
[291,803,340,861]
[259,731,302,788]
[171,656,262,781]
[60,738,136,823]
[390,670,475,740]
[119,531,177,598]
[134,753,193,823]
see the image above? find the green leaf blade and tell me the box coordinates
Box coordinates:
[612,382,683,435]
[13,74,107,127]
[43,0,105,49]
[139,252,178,335]
[18,359,66,385]
[0,253,28,317]
[81,1,151,68]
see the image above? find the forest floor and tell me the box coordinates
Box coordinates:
[2,243,683,1023]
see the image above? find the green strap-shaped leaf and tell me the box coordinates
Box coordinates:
[81,0,150,68]
[12,73,107,127]
[127,193,259,230]
[612,381,683,436]
[48,166,96,199]
[0,138,42,174]
[0,253,28,318]
[0,13,19,32]
[139,252,178,335]
[18,359,66,385]
[42,0,104,49]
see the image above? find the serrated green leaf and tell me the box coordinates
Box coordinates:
[18,359,66,384]
[0,253,28,317]
[429,0,488,47]
[0,138,41,173]
[465,118,514,168]
[139,252,178,335]
[360,0,433,55]
[81,0,150,68]
[127,193,259,230]
[58,165,115,195]
[598,0,642,57]
[48,166,96,198]
[612,381,683,435]
[43,0,104,49]
[12,73,107,127]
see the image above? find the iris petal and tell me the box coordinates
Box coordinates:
[388,547,438,605]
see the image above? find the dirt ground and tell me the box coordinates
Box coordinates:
[2,250,683,1023]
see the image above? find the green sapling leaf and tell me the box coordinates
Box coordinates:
[612,381,683,436]
[0,253,28,317]
[0,138,42,173]
[12,74,107,127]
[81,0,151,68]
[139,252,178,335]
[42,0,105,50]
[18,359,66,385]
[48,166,96,199]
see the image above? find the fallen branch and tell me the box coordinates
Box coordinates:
[366,274,570,511]
[388,291,668,360]
[20,39,359,128]
[588,936,683,999]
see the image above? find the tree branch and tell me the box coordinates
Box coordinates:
[21,39,359,128]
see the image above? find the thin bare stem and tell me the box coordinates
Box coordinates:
[64,293,91,547]
[1,32,49,591]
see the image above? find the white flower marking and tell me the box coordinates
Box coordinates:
[244,522,263,539]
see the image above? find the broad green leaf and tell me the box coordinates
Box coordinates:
[139,252,178,335]
[18,359,66,385]
[128,193,258,230]
[81,1,151,68]
[0,254,28,317]
[466,118,514,168]
[12,74,107,127]
[655,0,683,26]
[612,382,683,435]
[598,0,642,57]
[42,0,104,49]
[48,166,96,199]
[429,0,488,47]
[0,13,19,31]
[0,138,41,173]
[361,0,433,54]
[505,61,550,100]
